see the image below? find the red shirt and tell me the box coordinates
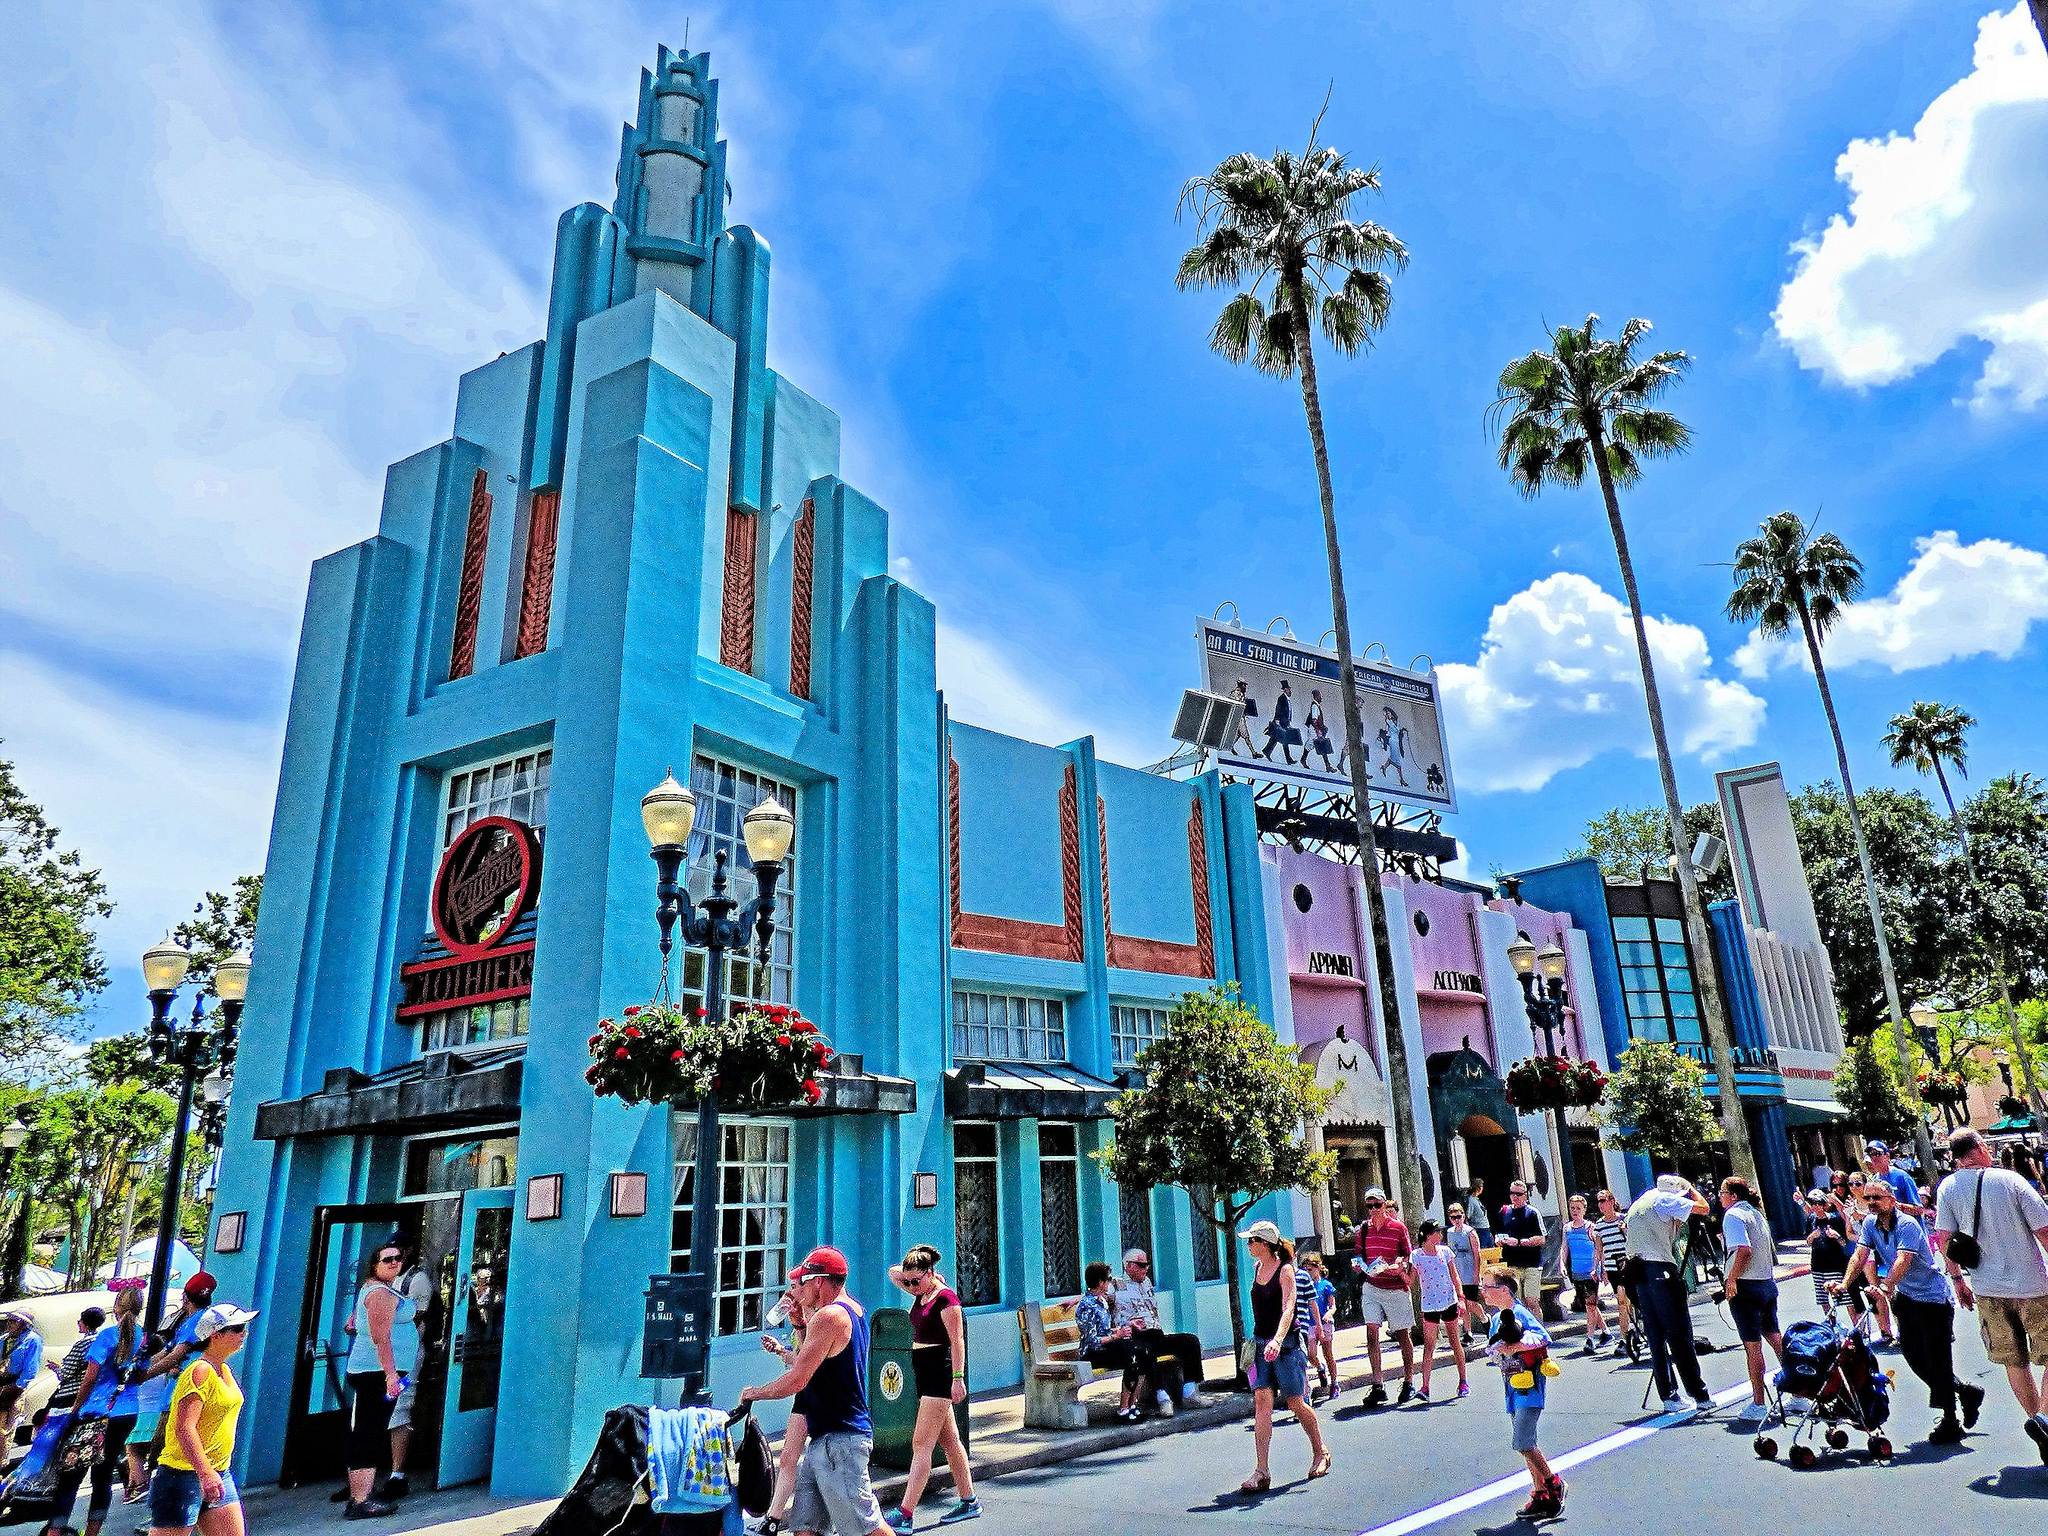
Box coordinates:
[1354,1218,1412,1289]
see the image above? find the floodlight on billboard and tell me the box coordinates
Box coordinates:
[1195,617,1458,813]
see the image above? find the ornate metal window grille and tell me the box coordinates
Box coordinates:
[672,1118,792,1335]
[952,990,1066,1062]
[1038,1123,1081,1297]
[1117,1183,1153,1264]
[953,1122,1001,1306]
[1189,1184,1221,1282]
[681,754,797,1015]
[1110,1003,1169,1067]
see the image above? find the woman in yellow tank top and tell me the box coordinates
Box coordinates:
[149,1304,257,1536]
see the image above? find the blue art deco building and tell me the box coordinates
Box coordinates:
[207,49,1287,1498]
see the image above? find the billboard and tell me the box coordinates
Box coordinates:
[1198,618,1458,813]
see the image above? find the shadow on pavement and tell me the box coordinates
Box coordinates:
[1967,1464,2048,1499]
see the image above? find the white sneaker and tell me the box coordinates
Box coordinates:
[1155,1389,1172,1411]
[1783,1395,1813,1414]
[1735,1400,1771,1423]
[1181,1381,1202,1403]
[1664,1395,1695,1418]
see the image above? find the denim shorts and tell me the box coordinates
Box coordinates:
[1510,1405,1544,1452]
[1250,1344,1309,1399]
[151,1467,239,1529]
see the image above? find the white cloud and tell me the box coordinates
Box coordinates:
[1772,4,2048,408]
[1733,529,2048,677]
[936,622,1161,769]
[1439,573,1766,794]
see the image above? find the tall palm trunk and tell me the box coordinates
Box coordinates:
[1287,282,1426,1217]
[1930,761,2046,1125]
[1586,421,1757,1186]
[1793,599,1935,1172]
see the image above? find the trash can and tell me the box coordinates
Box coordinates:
[867,1307,969,1471]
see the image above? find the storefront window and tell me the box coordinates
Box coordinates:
[402,1132,519,1197]
[672,1118,792,1335]
[681,755,797,1015]
[953,1123,1001,1305]
[443,749,551,845]
[1039,1123,1081,1296]
[1612,915,1703,1048]
[952,990,1066,1062]
[1188,1184,1221,1281]
[419,997,530,1052]
[1111,1003,1169,1067]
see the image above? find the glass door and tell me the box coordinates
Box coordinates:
[436,1187,513,1488]
[284,1204,406,1487]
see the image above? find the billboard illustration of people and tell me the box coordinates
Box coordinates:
[1198,618,1457,812]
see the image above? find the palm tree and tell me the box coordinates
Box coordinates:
[1176,120,1428,1213]
[1883,700,2046,1129]
[1726,511,1933,1173]
[1490,316,1757,1186]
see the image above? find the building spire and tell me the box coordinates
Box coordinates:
[614,44,728,314]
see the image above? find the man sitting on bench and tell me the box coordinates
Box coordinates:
[1112,1249,1206,1411]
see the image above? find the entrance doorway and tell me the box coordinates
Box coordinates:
[436,1187,513,1487]
[283,1204,407,1487]
[1457,1114,1516,1230]
[1323,1126,1389,1236]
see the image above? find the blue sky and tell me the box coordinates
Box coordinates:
[4,0,2046,1037]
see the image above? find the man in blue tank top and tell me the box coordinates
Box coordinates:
[741,1246,886,1536]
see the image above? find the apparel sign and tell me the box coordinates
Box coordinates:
[1197,618,1457,812]
[431,816,542,959]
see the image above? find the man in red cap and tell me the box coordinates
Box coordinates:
[741,1248,887,1536]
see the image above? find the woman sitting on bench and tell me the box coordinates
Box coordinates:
[1075,1263,1152,1422]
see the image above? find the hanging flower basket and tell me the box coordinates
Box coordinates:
[1504,1054,1607,1114]
[1916,1070,1970,1109]
[586,1001,833,1108]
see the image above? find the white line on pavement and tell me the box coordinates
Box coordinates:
[1354,1383,1756,1536]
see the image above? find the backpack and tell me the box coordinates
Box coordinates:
[729,1407,772,1516]
[531,1405,658,1536]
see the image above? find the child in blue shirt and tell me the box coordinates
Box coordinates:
[1479,1265,1565,1521]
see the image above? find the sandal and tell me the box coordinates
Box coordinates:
[1309,1451,1333,1480]
[1238,1474,1270,1494]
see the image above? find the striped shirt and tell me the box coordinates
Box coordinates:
[1592,1215,1627,1272]
[1294,1266,1321,1333]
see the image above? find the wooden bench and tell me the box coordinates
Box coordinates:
[1018,1297,1175,1430]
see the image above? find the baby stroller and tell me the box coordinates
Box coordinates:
[1753,1310,1894,1466]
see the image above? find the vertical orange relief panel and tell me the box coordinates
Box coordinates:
[788,498,816,698]
[720,506,757,671]
[512,489,562,659]
[448,468,493,681]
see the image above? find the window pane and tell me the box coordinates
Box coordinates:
[671,1114,794,1337]
[1611,917,1652,940]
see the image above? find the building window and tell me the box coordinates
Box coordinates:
[419,997,530,1052]
[1611,915,1702,1048]
[1039,1123,1081,1297]
[672,1118,792,1335]
[1189,1185,1221,1282]
[444,749,552,844]
[402,1132,518,1198]
[1110,1003,1169,1067]
[953,1123,1001,1306]
[952,990,1066,1062]
[1117,1183,1153,1265]
[681,755,797,1015]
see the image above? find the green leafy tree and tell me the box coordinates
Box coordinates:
[0,751,113,1071]
[1490,315,1753,1186]
[81,1032,183,1095]
[1569,801,1733,903]
[1833,1032,1920,1144]
[1728,511,1930,1170]
[1595,1041,1721,1172]
[1176,115,1425,1214]
[14,1083,175,1285]
[1958,773,2048,1007]
[1884,706,2044,1122]
[1096,986,1336,1373]
[172,874,262,995]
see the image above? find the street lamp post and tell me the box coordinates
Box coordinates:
[1908,999,1954,1137]
[640,772,792,1401]
[1509,938,1576,1205]
[113,1155,151,1282]
[0,1114,29,1301]
[140,937,251,1331]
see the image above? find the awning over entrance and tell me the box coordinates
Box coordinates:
[255,1045,527,1141]
[775,1053,918,1117]
[944,1060,1125,1119]
[1779,1099,1851,1129]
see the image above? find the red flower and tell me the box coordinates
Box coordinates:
[775,1034,793,1048]
[793,1019,817,1035]
[614,1046,630,1060]
[625,1026,642,1038]
[812,1042,830,1060]
[803,1080,823,1103]
[588,1034,600,1047]
[624,1005,642,1017]
[671,1049,686,1062]
[695,1008,708,1018]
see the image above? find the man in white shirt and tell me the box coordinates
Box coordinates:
[1110,1249,1204,1407]
[1932,1129,2048,1464]
[1624,1175,1715,1417]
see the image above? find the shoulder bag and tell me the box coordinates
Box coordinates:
[1945,1171,1986,1271]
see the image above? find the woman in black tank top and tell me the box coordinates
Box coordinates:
[1240,1222,1331,1492]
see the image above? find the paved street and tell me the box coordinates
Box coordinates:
[967,1288,2047,1536]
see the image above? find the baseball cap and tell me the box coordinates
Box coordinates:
[184,1271,218,1302]
[1238,1219,1283,1244]
[1362,1186,1388,1203]
[194,1303,258,1340]
[787,1246,849,1282]
[0,1304,30,1324]
[1865,1141,1889,1154]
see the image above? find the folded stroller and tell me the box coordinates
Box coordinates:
[1754,1313,1894,1466]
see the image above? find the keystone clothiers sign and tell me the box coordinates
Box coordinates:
[431,816,543,959]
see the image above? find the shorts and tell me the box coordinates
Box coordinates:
[389,1372,419,1430]
[1812,1268,1846,1310]
[150,1467,240,1529]
[346,1371,396,1471]
[1510,1405,1544,1453]
[1358,1284,1417,1331]
[790,1431,882,1536]
[1422,1305,1461,1325]
[1730,1280,1780,1343]
[128,1410,164,1444]
[1249,1344,1310,1399]
[1508,1265,1543,1307]
[1571,1278,1601,1309]
[1977,1293,2048,1367]
[912,1345,955,1400]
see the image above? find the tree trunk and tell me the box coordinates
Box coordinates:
[1933,762,2047,1125]
[2033,0,2048,56]
[1586,421,1757,1186]
[1286,281,1427,1218]
[1796,601,1935,1173]
[1220,1197,1249,1388]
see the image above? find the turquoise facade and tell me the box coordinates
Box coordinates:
[206,49,1276,1500]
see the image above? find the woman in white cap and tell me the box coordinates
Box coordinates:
[149,1302,256,1536]
[1237,1220,1330,1493]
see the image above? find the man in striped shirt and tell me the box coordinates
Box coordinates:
[1591,1190,1632,1345]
